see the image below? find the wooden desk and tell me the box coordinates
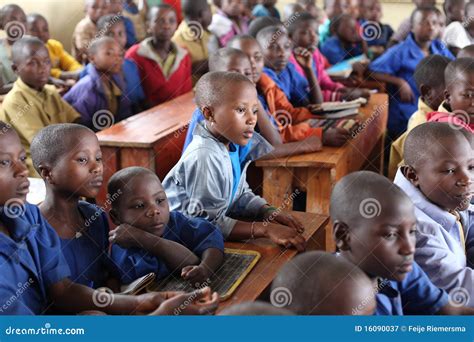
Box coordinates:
[96,92,194,205]
[217,211,328,312]
[255,93,388,250]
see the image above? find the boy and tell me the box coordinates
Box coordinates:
[388,54,451,179]
[394,123,474,305]
[443,0,465,25]
[126,4,192,106]
[31,124,114,289]
[163,71,306,251]
[0,37,80,176]
[172,0,213,81]
[368,6,454,139]
[26,13,83,82]
[72,0,108,64]
[332,170,474,314]
[107,0,137,48]
[107,166,224,285]
[257,26,323,107]
[0,121,218,315]
[64,37,133,131]
[319,0,359,45]
[271,251,376,315]
[208,0,249,47]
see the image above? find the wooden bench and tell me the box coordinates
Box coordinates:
[255,93,388,251]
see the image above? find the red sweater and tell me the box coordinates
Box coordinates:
[126,39,192,106]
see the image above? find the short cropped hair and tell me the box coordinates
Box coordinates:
[445,58,474,89]
[208,47,248,72]
[413,55,450,90]
[107,166,157,207]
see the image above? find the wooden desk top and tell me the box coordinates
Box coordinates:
[96,92,195,148]
[255,93,388,168]
[217,211,329,312]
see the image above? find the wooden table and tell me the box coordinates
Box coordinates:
[217,211,328,312]
[255,93,388,250]
[96,92,195,205]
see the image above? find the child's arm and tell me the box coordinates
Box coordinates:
[256,101,282,146]
[367,72,414,102]
[293,47,323,104]
[181,248,224,284]
[109,224,201,272]
[260,135,323,159]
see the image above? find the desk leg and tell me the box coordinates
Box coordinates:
[365,134,385,174]
[262,167,294,210]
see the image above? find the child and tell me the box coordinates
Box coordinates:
[107,166,224,284]
[72,0,108,64]
[443,0,465,25]
[107,0,137,48]
[126,4,192,106]
[318,0,359,45]
[228,34,352,147]
[247,16,281,38]
[394,123,474,305]
[443,1,474,55]
[320,14,365,65]
[64,37,133,131]
[26,14,83,82]
[0,4,26,92]
[123,0,148,42]
[252,0,280,19]
[271,251,376,315]
[288,13,371,102]
[163,71,306,251]
[388,54,451,179]
[283,3,305,22]
[0,37,81,176]
[368,6,454,139]
[0,121,218,315]
[30,124,113,289]
[257,26,323,107]
[358,0,394,53]
[296,0,327,25]
[332,170,474,314]
[208,0,249,47]
[172,0,213,81]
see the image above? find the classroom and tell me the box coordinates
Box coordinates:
[0,0,472,318]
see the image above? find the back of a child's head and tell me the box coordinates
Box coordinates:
[218,301,295,315]
[248,16,282,38]
[445,58,474,89]
[271,251,375,315]
[414,55,450,91]
[209,47,249,72]
[96,14,124,32]
[182,0,209,20]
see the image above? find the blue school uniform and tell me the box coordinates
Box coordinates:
[0,204,70,315]
[368,32,454,137]
[376,262,449,315]
[359,20,394,47]
[320,36,364,65]
[252,4,280,19]
[59,201,113,288]
[263,63,311,107]
[122,16,137,49]
[110,211,224,284]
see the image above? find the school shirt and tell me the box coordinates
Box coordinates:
[163,122,273,238]
[71,16,97,64]
[0,203,71,315]
[368,33,454,138]
[59,202,114,288]
[320,36,364,65]
[172,20,212,64]
[359,19,394,47]
[375,262,449,315]
[64,64,133,131]
[126,38,192,106]
[110,211,224,284]
[387,98,432,179]
[263,62,312,108]
[251,4,280,19]
[0,78,81,177]
[394,170,474,307]
[208,10,249,47]
[121,15,137,49]
[46,39,82,79]
[0,39,16,85]
[442,21,474,49]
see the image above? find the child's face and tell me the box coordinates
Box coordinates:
[446,72,474,117]
[48,131,103,198]
[412,11,439,43]
[107,0,123,14]
[221,0,245,18]
[367,0,382,22]
[106,22,127,49]
[204,82,258,146]
[325,0,345,19]
[345,0,360,19]
[27,17,50,44]
[290,20,319,52]
[148,7,178,42]
[219,55,253,83]
[446,1,464,23]
[90,40,123,74]
[409,136,473,212]
[86,0,108,23]
[0,130,29,205]
[337,16,361,43]
[262,34,291,73]
[3,7,26,30]
[13,45,51,91]
[112,174,170,236]
[230,39,264,84]
[340,197,417,282]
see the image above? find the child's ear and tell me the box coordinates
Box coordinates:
[11,62,18,74]
[419,84,431,101]
[38,164,53,184]
[333,220,351,251]
[444,88,451,105]
[401,165,419,186]
[109,208,121,226]
[201,106,214,122]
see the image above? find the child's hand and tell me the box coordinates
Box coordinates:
[264,210,305,234]
[322,127,351,147]
[181,265,212,285]
[134,291,183,314]
[301,135,323,153]
[109,224,143,249]
[397,79,414,102]
[265,223,306,252]
[293,47,314,70]
[340,87,371,100]
[351,62,368,78]
[151,287,219,315]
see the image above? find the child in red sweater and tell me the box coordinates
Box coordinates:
[126,4,192,106]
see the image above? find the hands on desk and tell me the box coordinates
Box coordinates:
[339,87,371,101]
[150,287,219,315]
[322,127,351,146]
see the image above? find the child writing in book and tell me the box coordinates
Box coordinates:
[107,166,224,285]
[164,71,306,251]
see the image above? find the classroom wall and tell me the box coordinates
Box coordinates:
[0,0,424,53]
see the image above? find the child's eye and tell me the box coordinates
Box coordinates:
[19,156,27,164]
[133,202,144,209]
[96,156,103,163]
[409,229,417,236]
[77,157,88,164]
[156,198,166,204]
[236,107,246,114]
[0,159,11,167]
[254,55,263,61]
[444,168,456,174]
[384,232,397,240]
